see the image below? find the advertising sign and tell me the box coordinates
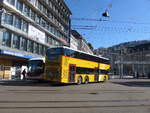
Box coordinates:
[28,25,45,44]
[0,50,37,59]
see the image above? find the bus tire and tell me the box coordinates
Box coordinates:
[77,76,82,85]
[84,76,89,84]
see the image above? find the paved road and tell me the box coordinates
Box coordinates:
[0,79,150,113]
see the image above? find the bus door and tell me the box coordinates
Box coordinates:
[0,65,3,79]
[94,68,99,82]
[69,64,76,83]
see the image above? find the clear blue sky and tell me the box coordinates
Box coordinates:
[65,0,150,49]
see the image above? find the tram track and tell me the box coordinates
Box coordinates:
[3,89,144,95]
[0,99,149,103]
[0,104,149,109]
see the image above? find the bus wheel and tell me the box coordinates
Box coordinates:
[84,76,89,84]
[77,77,82,85]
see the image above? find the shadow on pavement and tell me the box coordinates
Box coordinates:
[112,80,150,87]
[0,80,71,87]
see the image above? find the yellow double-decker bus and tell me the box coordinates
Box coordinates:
[44,46,110,84]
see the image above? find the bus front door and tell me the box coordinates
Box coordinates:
[69,64,76,83]
[94,68,99,82]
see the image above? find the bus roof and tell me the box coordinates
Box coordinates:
[48,46,109,61]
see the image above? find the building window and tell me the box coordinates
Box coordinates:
[37,44,39,54]
[49,1,52,8]
[14,16,22,29]
[24,5,30,17]
[47,11,52,19]
[39,44,44,55]
[12,34,20,49]
[35,15,40,24]
[28,40,34,53]
[55,41,60,46]
[44,22,48,30]
[0,12,1,23]
[4,13,13,25]
[20,37,27,51]
[34,43,39,54]
[37,1,42,11]
[51,27,54,34]
[2,31,12,47]
[6,0,15,6]
[48,24,52,32]
[40,18,46,28]
[51,38,55,45]
[43,46,46,56]
[43,6,47,15]
[48,36,53,45]
[16,0,23,12]
[28,0,35,5]
[31,10,36,21]
[22,20,28,32]
[45,35,48,43]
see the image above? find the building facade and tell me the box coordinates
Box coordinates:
[70,33,78,50]
[71,30,93,54]
[95,40,150,79]
[0,0,71,79]
[80,38,93,54]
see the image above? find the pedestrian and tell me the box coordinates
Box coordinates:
[137,72,139,79]
[142,72,145,78]
[22,69,26,80]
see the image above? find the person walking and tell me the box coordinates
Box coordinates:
[22,69,26,80]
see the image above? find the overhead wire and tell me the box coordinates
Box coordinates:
[71,0,150,33]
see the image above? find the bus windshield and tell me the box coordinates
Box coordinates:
[28,60,44,74]
[46,48,64,55]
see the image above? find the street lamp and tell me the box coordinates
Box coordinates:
[102,10,110,17]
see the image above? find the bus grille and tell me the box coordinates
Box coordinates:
[45,69,59,78]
